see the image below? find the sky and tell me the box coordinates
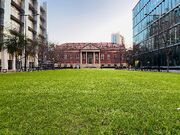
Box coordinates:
[43,0,139,48]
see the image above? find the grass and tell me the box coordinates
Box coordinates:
[0,69,180,135]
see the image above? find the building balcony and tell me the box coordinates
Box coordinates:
[10,14,23,26]
[26,37,34,42]
[28,26,37,34]
[40,24,46,30]
[9,28,22,36]
[11,15,24,25]
[40,6,46,13]
[40,15,46,22]
[28,15,37,23]
[39,33,46,39]
[11,0,24,12]
[29,3,37,13]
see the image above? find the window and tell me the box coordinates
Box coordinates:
[175,25,180,43]
[28,19,34,29]
[101,54,104,60]
[27,30,34,40]
[64,54,67,60]
[29,0,34,6]
[76,54,79,60]
[29,9,35,18]
[11,20,20,32]
[95,54,99,60]
[70,55,73,60]
[13,0,22,7]
[170,27,175,45]
[83,54,86,59]
[174,8,180,24]
[11,6,21,20]
[107,54,111,60]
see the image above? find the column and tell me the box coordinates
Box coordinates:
[80,52,82,65]
[22,49,25,70]
[93,52,95,64]
[35,47,39,68]
[27,56,29,70]
[99,52,101,64]
[86,52,87,64]
[12,53,16,71]
[1,48,8,71]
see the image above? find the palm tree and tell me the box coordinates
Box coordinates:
[3,33,25,71]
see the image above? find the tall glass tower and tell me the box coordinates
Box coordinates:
[133,0,180,70]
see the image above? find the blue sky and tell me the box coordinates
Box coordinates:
[43,0,139,47]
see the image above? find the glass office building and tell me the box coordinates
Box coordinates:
[133,0,180,69]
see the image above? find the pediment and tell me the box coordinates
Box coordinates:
[81,44,100,50]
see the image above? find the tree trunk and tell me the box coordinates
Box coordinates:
[167,55,170,73]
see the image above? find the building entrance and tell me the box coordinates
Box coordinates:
[87,53,93,64]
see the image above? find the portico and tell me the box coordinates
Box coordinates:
[80,44,101,68]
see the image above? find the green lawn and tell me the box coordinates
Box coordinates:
[0,70,180,135]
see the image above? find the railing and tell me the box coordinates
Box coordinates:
[40,13,46,21]
[12,0,22,7]
[29,1,38,12]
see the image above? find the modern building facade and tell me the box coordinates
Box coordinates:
[56,43,127,68]
[39,2,47,47]
[0,0,47,71]
[111,33,125,45]
[133,0,180,69]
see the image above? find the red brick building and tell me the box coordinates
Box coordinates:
[55,43,126,68]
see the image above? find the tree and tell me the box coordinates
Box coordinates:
[38,41,48,68]
[162,29,171,72]
[46,43,56,62]
[5,34,24,55]
[56,48,65,67]
[1,32,26,70]
[26,38,39,58]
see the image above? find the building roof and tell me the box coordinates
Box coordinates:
[56,42,125,50]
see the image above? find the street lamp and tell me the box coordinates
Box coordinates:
[20,13,39,71]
